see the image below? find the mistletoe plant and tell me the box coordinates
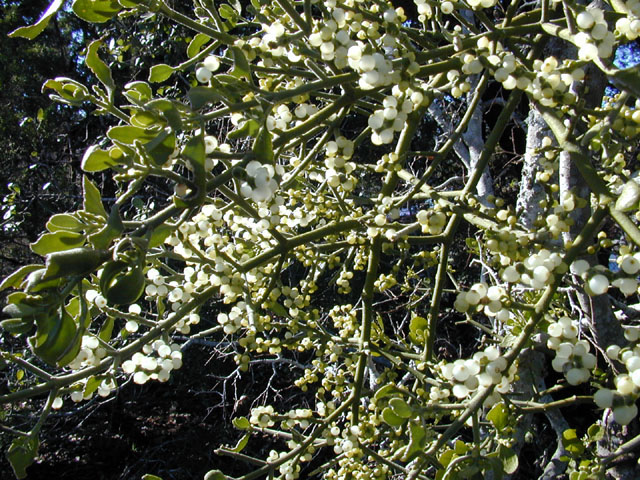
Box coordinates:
[3,0,640,478]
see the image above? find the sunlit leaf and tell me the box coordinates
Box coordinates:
[187,33,212,58]
[31,231,85,256]
[487,403,509,433]
[83,176,108,219]
[149,64,175,83]
[72,0,121,23]
[86,40,115,91]
[7,435,39,479]
[8,0,64,39]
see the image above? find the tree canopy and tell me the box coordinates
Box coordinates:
[3,0,640,479]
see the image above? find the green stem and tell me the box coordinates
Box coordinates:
[156,0,236,45]
[351,235,381,422]
[425,207,607,458]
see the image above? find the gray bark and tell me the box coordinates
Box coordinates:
[516,107,551,230]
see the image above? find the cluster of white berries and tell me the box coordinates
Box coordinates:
[571,252,640,297]
[195,55,221,83]
[573,9,615,61]
[250,405,276,428]
[121,339,183,384]
[454,282,510,322]
[272,455,302,480]
[501,248,565,289]
[217,301,251,335]
[266,103,319,132]
[615,4,640,41]
[239,160,284,203]
[466,0,498,9]
[85,288,108,309]
[547,317,596,385]
[374,273,397,292]
[593,329,640,425]
[259,21,289,57]
[330,424,361,456]
[336,270,355,294]
[62,375,118,406]
[68,335,108,369]
[280,408,314,430]
[368,95,412,145]
[204,134,220,171]
[350,46,395,91]
[479,44,587,108]
[324,136,357,192]
[434,346,515,407]
[416,208,447,235]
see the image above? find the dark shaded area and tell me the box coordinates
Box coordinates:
[0,342,306,480]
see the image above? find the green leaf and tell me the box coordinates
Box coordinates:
[24,270,62,294]
[233,416,250,430]
[84,375,103,397]
[43,77,89,104]
[147,99,183,130]
[219,4,236,20]
[124,81,153,103]
[176,135,207,207]
[188,86,224,109]
[149,224,174,248]
[149,64,175,83]
[99,317,115,342]
[30,307,79,366]
[1,318,35,335]
[88,205,124,249]
[0,265,42,292]
[3,295,45,318]
[187,33,212,58]
[229,46,251,81]
[142,475,164,480]
[409,316,429,345]
[204,470,227,480]
[72,0,121,22]
[8,0,64,39]
[7,435,40,479]
[183,135,206,171]
[268,301,289,318]
[437,449,456,472]
[562,429,585,456]
[83,176,108,219]
[107,125,157,145]
[374,383,398,401]
[228,0,242,13]
[86,40,115,91]
[389,397,413,419]
[81,145,118,172]
[587,424,604,442]
[231,433,250,453]
[228,119,260,140]
[487,403,509,433]
[403,422,427,461]
[453,440,469,455]
[31,231,85,256]
[130,111,161,128]
[252,126,274,165]
[145,129,176,166]
[486,455,504,480]
[382,407,406,427]
[47,214,85,233]
[497,445,518,474]
[43,247,109,280]
[219,4,239,26]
